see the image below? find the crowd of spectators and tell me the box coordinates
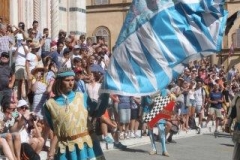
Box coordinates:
[0,19,239,159]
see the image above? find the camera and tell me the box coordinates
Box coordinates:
[29,113,37,121]
[17,39,22,47]
[26,113,38,134]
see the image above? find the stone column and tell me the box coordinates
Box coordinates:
[10,0,18,25]
[33,0,40,21]
[26,0,34,29]
[51,0,60,40]
[18,0,24,23]
[68,0,86,35]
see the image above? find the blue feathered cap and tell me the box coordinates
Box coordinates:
[56,67,75,78]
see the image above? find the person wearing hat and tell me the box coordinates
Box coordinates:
[50,40,57,52]
[0,98,22,160]
[0,52,15,107]
[12,99,45,155]
[17,99,29,112]
[44,67,105,160]
[29,65,54,154]
[72,45,81,60]
[29,64,50,118]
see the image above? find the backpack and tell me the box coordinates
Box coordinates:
[188,116,198,130]
[20,143,40,160]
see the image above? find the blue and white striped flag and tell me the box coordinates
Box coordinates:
[100,0,228,96]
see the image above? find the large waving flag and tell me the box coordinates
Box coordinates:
[100,0,228,96]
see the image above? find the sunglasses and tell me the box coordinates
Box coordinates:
[19,106,28,110]
[1,55,9,58]
[32,32,36,34]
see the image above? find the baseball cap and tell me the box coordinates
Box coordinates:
[63,48,71,55]
[17,100,29,108]
[50,41,57,47]
[192,68,197,71]
[74,67,83,74]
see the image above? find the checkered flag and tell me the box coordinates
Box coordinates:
[143,94,175,128]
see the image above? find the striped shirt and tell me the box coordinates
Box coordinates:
[0,36,14,55]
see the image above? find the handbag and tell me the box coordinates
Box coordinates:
[21,143,40,160]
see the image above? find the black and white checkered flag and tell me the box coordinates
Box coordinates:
[143,95,170,122]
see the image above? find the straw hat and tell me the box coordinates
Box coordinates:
[30,41,40,49]
[31,64,45,75]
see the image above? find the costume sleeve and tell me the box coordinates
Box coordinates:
[96,93,109,117]
[43,104,54,130]
[146,96,153,105]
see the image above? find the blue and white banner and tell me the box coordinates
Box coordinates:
[100,0,228,96]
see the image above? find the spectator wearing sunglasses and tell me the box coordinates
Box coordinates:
[0,100,21,160]
[0,52,15,107]
[16,99,29,113]
[15,99,44,154]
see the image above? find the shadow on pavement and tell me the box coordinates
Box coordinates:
[203,133,232,138]
[220,143,234,147]
[118,148,148,153]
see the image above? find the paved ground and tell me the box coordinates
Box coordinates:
[40,125,216,159]
[104,133,234,160]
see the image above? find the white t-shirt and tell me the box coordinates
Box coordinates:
[14,46,27,66]
[86,83,101,101]
[104,54,109,64]
[194,87,206,106]
[26,52,38,72]
[100,60,106,70]
[61,57,72,68]
[188,89,195,100]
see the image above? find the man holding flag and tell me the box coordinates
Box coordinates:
[100,0,228,97]
[98,0,228,158]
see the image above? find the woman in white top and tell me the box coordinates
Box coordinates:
[30,66,50,119]
[188,81,196,118]
[86,71,102,101]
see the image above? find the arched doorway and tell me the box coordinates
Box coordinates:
[93,26,111,49]
[0,0,10,24]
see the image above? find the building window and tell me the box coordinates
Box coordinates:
[93,26,111,48]
[93,0,109,5]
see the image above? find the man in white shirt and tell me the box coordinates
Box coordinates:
[13,39,31,99]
